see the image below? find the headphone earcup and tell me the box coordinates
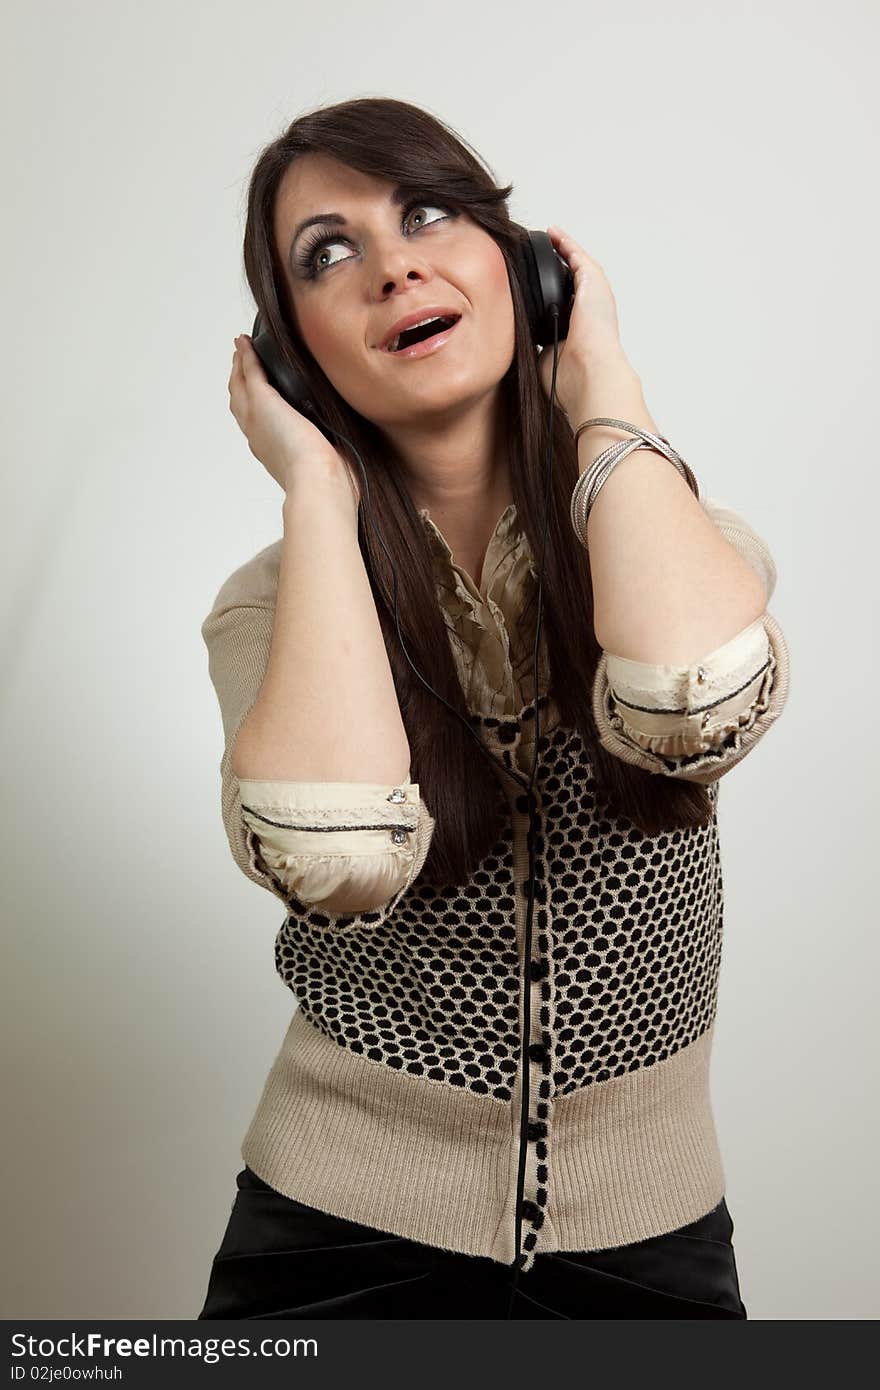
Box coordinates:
[250,310,338,441]
[511,226,575,347]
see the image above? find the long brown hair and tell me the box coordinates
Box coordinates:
[240,96,713,887]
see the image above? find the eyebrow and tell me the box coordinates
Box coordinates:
[287,183,413,273]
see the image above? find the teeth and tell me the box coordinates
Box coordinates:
[388,315,447,352]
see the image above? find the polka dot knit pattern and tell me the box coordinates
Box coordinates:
[274,806,522,1101]
[274,723,721,1095]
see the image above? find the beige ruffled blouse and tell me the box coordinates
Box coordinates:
[202,495,789,917]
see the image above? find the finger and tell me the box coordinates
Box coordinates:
[547,224,584,252]
[546,226,588,287]
[237,333,256,363]
[234,337,249,380]
[547,225,583,264]
[236,333,266,385]
[547,225,600,278]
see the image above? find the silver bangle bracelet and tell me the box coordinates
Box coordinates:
[571,437,651,547]
[571,417,701,548]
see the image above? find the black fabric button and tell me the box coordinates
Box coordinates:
[528,958,547,982]
[527,1121,547,1141]
[520,1199,540,1221]
[528,1042,548,1064]
[515,793,532,814]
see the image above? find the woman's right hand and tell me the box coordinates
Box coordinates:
[228,335,361,509]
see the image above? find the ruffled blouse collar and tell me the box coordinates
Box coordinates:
[417,501,549,725]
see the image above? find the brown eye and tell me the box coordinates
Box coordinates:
[404,204,449,233]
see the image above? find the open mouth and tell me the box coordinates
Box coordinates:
[384,314,462,356]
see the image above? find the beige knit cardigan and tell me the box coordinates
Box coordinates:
[200,495,789,1272]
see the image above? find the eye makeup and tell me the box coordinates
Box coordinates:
[292,198,456,281]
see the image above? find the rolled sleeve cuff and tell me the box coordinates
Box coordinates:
[593,611,790,783]
[237,778,435,921]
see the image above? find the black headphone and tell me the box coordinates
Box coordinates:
[250,226,574,1313]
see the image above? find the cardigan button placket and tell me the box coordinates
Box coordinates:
[500,720,559,1271]
[516,789,555,1274]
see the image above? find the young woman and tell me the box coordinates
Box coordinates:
[197,96,788,1320]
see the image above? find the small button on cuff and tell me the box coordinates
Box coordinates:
[696,665,708,684]
[387,787,407,802]
[390,828,408,845]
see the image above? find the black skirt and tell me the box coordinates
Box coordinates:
[196,1166,748,1320]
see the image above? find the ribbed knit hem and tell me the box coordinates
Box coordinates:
[240,1010,725,1267]
[241,1006,518,1263]
[552,1022,725,1251]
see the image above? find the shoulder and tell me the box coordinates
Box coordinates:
[202,537,284,624]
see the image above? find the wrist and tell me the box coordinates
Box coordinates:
[283,461,360,530]
[565,354,645,428]
[569,366,664,477]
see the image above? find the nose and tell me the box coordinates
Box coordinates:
[381,269,423,295]
[370,240,433,301]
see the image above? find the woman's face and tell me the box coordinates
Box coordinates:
[273,153,516,430]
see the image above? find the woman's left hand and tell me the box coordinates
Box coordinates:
[537,225,631,420]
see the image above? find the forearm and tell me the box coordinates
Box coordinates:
[572,355,768,665]
[232,468,411,784]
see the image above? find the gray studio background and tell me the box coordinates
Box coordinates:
[2,0,877,1321]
